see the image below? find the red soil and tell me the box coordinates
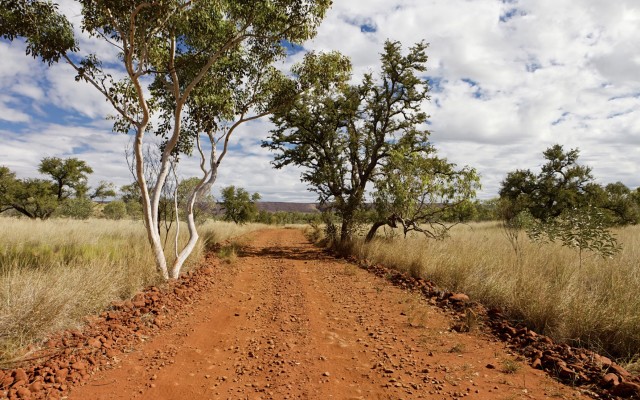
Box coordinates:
[5,228,635,399]
[69,229,586,400]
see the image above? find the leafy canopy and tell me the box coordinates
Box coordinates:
[220,186,261,225]
[264,40,433,242]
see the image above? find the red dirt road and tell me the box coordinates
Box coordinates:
[69,229,584,400]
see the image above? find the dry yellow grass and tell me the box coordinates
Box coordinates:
[0,218,268,363]
[352,222,640,367]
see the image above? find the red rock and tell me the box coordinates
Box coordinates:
[611,382,640,398]
[558,366,576,381]
[13,369,28,383]
[132,300,146,308]
[87,338,102,348]
[15,387,30,398]
[71,362,86,371]
[610,363,631,378]
[597,355,613,368]
[28,381,42,393]
[602,373,619,387]
[54,369,68,383]
[3,375,15,387]
[531,358,542,369]
[449,293,469,303]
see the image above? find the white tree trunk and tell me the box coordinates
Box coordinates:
[171,155,218,279]
[133,127,169,279]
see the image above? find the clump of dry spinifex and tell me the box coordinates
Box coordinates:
[0,218,267,363]
[351,222,640,371]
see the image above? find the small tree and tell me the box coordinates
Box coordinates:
[38,157,93,201]
[220,186,261,225]
[500,144,593,222]
[90,181,117,202]
[366,143,480,241]
[500,144,622,266]
[9,179,59,220]
[528,206,620,268]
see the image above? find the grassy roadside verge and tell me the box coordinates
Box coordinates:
[0,218,267,363]
[327,222,640,372]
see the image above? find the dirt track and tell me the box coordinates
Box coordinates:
[68,228,584,400]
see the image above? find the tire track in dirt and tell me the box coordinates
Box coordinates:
[68,228,586,400]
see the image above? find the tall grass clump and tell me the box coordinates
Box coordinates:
[0,218,267,363]
[354,222,640,365]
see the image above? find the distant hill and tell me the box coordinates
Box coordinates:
[257,202,320,213]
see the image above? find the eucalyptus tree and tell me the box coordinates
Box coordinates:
[1,0,331,279]
[265,40,435,244]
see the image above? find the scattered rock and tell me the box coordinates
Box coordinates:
[13,369,28,383]
[449,293,469,303]
[602,373,619,387]
[611,381,640,398]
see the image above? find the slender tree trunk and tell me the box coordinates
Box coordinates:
[134,126,169,279]
[365,221,387,242]
[170,146,219,279]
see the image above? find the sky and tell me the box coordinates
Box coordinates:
[1,0,640,202]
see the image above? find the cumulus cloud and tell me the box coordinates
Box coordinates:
[1,0,640,201]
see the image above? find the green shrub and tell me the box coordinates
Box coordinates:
[103,200,127,220]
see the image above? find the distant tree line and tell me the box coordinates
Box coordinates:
[0,161,323,225]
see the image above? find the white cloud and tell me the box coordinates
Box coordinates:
[2,0,640,202]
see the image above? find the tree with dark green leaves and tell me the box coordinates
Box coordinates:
[220,186,261,225]
[38,157,93,201]
[1,0,331,279]
[8,178,59,220]
[0,166,17,214]
[265,40,436,244]
[500,144,593,222]
[499,144,622,261]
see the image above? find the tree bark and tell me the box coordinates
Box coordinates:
[365,221,387,242]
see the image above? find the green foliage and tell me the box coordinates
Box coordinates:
[527,206,621,265]
[0,0,77,64]
[57,197,94,220]
[500,144,593,222]
[254,210,322,225]
[369,142,480,239]
[38,157,93,200]
[265,40,433,243]
[90,181,116,201]
[586,182,640,226]
[0,166,18,213]
[500,145,623,263]
[10,178,59,220]
[103,200,127,220]
[118,183,143,219]
[220,186,260,225]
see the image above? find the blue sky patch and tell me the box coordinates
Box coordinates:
[500,8,527,23]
